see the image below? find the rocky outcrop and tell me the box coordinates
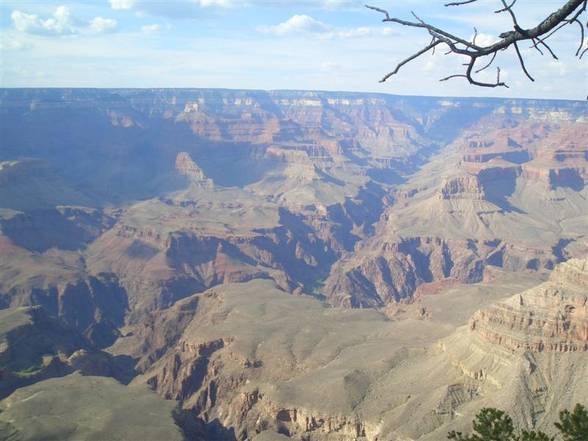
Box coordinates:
[0,307,131,399]
[218,391,379,441]
[175,152,214,188]
[86,214,340,319]
[522,164,586,190]
[1,274,127,348]
[324,236,484,308]
[179,101,280,145]
[433,258,588,433]
[470,257,588,353]
[459,120,587,191]
[0,206,115,253]
[439,174,485,200]
[125,282,390,441]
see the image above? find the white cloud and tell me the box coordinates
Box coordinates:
[336,26,394,39]
[90,17,118,33]
[475,32,499,47]
[11,6,75,35]
[258,15,395,39]
[258,14,331,35]
[109,0,136,10]
[11,6,118,36]
[547,60,569,75]
[141,24,162,33]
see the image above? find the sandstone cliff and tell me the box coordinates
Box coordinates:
[323,115,587,309]
[470,257,588,353]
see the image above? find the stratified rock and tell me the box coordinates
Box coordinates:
[175,152,214,189]
[470,257,588,352]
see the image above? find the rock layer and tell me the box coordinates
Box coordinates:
[470,257,588,353]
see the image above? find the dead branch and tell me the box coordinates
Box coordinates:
[366,0,587,88]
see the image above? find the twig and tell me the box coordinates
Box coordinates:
[445,0,478,6]
[380,40,443,82]
[513,41,535,81]
[495,0,517,14]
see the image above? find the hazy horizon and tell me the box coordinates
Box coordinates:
[1,86,587,104]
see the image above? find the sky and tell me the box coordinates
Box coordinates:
[1,0,586,99]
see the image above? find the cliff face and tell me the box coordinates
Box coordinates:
[439,174,486,200]
[324,236,484,308]
[175,152,214,188]
[0,274,127,348]
[470,257,588,353]
[323,113,587,309]
[0,306,131,399]
[436,258,588,434]
[119,281,407,441]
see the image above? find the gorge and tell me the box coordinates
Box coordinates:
[0,88,586,441]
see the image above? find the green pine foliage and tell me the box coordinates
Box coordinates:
[448,404,588,441]
[554,404,588,441]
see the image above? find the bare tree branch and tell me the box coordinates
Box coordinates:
[475,51,498,73]
[573,18,585,55]
[445,0,479,6]
[495,0,517,14]
[366,0,587,89]
[380,40,443,82]
[500,0,524,34]
[530,38,545,56]
[365,4,390,20]
[513,41,534,81]
[530,38,559,59]
[440,57,508,87]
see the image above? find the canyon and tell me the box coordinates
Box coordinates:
[0,89,586,440]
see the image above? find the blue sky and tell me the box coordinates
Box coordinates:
[1,0,586,99]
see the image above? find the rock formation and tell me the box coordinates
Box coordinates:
[470,257,588,353]
[323,112,587,309]
[175,152,214,189]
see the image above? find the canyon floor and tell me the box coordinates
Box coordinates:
[0,89,586,441]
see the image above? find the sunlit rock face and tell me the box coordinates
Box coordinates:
[322,108,587,309]
[471,257,588,353]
